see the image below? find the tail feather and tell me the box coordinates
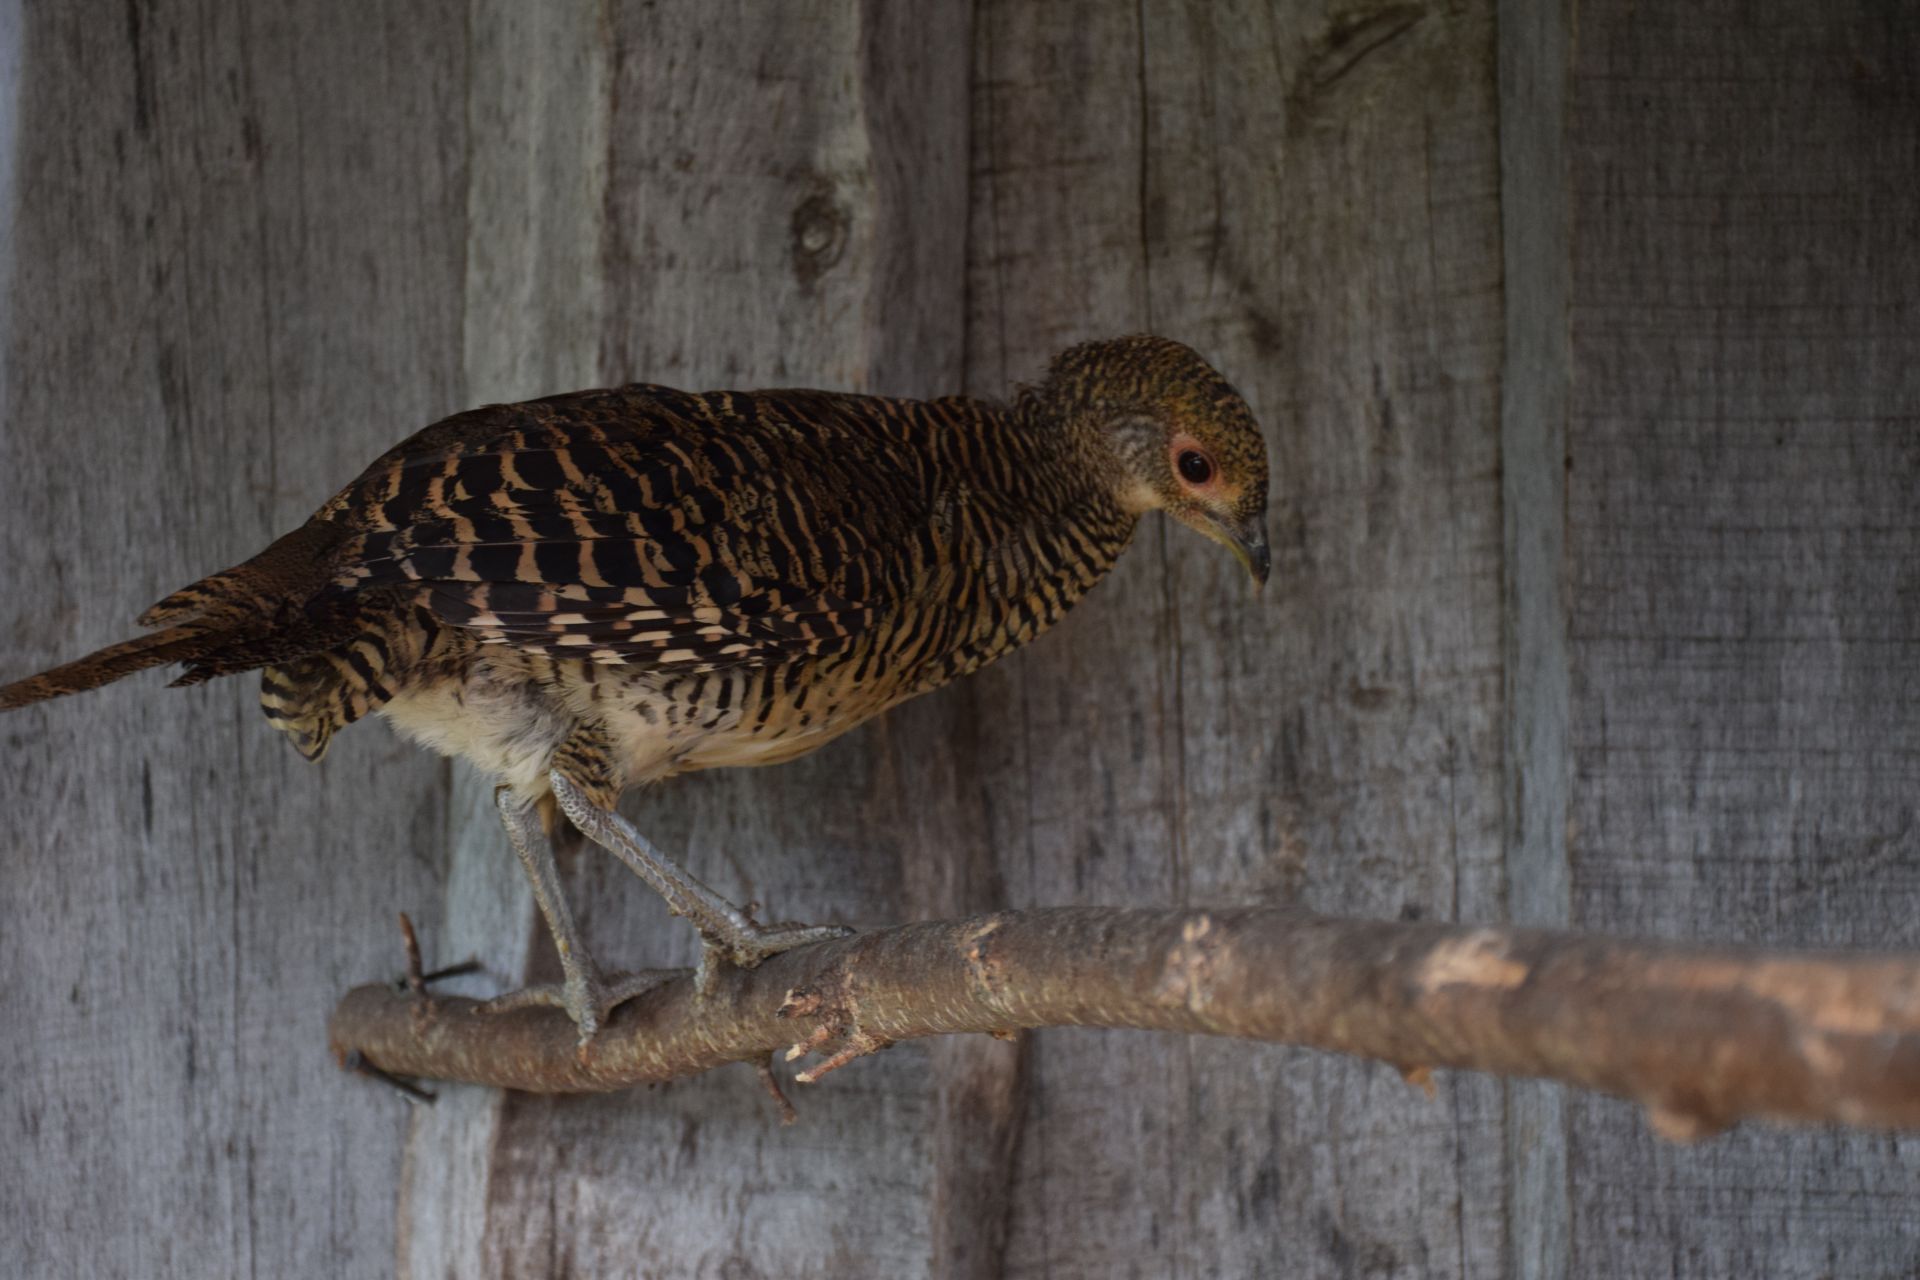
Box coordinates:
[138,570,260,629]
[2,519,357,714]
[0,623,253,711]
[136,520,349,630]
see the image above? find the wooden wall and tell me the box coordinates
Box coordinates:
[1559,3,1920,1274]
[1,6,468,1277]
[0,2,1913,1276]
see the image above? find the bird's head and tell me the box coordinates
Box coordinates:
[1041,335,1271,590]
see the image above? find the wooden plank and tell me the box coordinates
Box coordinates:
[965,11,1179,1273]
[0,3,467,1276]
[1563,2,1920,1273]
[966,1,1508,1273]
[396,5,611,1275]
[454,4,979,1274]
[1499,0,1575,1274]
[23,5,1914,1275]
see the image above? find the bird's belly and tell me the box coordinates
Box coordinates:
[379,663,572,795]
[667,716,865,771]
[598,660,894,781]
[377,652,903,794]
[599,700,868,779]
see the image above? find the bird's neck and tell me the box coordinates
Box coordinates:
[907,395,1138,690]
[989,390,1138,560]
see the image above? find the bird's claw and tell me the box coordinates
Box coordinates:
[477,968,674,1047]
[693,920,856,1000]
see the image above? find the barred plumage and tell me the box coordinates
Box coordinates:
[2,334,1271,1040]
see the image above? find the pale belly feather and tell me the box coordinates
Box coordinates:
[377,651,887,799]
[377,662,574,796]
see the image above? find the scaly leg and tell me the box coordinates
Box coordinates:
[549,771,851,992]
[478,786,671,1042]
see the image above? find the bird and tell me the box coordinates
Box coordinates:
[0,335,1271,1043]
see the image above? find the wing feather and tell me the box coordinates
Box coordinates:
[325,386,942,670]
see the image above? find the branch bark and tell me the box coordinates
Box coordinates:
[328,907,1920,1139]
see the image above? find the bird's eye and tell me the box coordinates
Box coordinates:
[1177,450,1214,485]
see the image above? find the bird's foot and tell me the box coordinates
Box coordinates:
[478,968,676,1047]
[692,915,856,1000]
[548,772,853,997]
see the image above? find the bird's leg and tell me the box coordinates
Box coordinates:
[549,771,851,993]
[477,786,672,1043]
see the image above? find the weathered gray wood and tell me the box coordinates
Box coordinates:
[10,2,1919,1275]
[1563,2,1920,1274]
[1499,0,1575,1274]
[966,2,1508,1274]
[964,11,1181,1273]
[396,5,611,1276]
[395,775,529,1280]
[435,4,980,1276]
[0,4,467,1277]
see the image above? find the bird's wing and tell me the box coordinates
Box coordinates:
[326,385,950,670]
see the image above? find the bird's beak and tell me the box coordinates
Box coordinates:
[1218,515,1271,593]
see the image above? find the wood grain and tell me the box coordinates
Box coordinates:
[0,4,466,1277]
[965,8,1182,1274]
[1563,3,1920,1274]
[965,2,1507,1274]
[7,1,1917,1276]
[1499,0,1575,1273]
[433,3,981,1276]
[394,5,611,1276]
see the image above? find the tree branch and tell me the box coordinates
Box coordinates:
[328,907,1920,1139]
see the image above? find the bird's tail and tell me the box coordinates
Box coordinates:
[0,623,257,711]
[0,520,352,713]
